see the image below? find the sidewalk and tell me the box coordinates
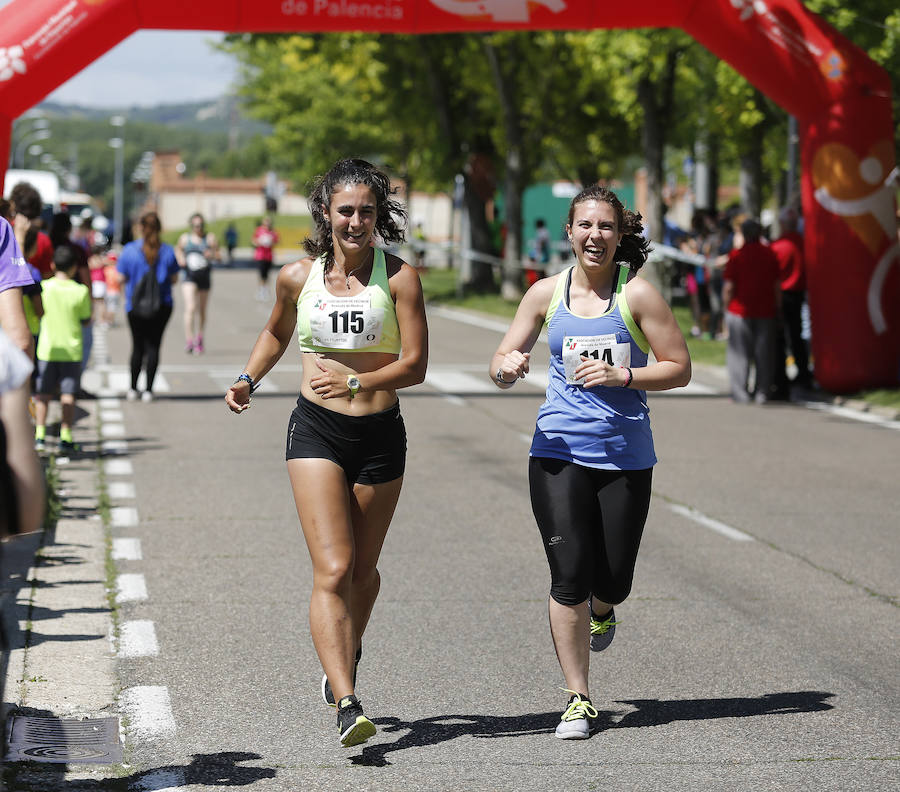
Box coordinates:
[1,399,121,787]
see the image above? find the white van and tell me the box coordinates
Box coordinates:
[2,168,61,219]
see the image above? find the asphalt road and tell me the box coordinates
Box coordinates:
[79,267,897,790]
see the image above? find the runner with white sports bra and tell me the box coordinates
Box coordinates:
[490,185,691,740]
[225,159,428,748]
[176,213,218,353]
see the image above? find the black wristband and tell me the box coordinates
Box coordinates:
[234,373,258,393]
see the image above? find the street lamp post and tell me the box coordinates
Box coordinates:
[13,127,51,168]
[109,115,125,246]
[25,144,43,168]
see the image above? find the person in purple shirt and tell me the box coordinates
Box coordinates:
[116,212,180,402]
[0,216,36,357]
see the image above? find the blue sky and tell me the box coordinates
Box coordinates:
[1,0,238,108]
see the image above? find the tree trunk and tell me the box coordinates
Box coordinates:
[739,151,762,218]
[636,46,680,244]
[483,37,524,299]
[416,35,495,291]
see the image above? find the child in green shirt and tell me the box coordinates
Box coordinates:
[33,246,92,454]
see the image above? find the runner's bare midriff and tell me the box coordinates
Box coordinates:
[300,350,400,415]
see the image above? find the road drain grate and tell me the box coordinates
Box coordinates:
[5,715,123,763]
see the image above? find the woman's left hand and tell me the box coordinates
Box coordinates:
[310,355,352,400]
[574,359,629,389]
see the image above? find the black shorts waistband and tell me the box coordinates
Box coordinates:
[295,393,401,425]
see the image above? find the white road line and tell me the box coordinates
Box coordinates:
[108,370,171,393]
[110,506,138,528]
[100,409,124,423]
[108,481,136,500]
[101,439,129,455]
[667,503,754,542]
[101,423,126,438]
[119,621,159,658]
[651,380,718,396]
[98,398,120,409]
[425,370,496,394]
[116,573,148,603]
[427,305,512,334]
[104,458,134,476]
[112,538,142,561]
[119,686,176,740]
[800,400,900,430]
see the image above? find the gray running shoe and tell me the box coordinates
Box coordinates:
[590,605,618,652]
[555,690,598,740]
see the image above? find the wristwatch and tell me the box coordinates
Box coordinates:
[347,375,361,398]
[495,368,512,385]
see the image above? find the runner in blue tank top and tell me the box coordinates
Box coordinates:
[490,185,691,740]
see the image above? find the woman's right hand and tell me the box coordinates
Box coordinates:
[497,351,531,382]
[225,381,251,413]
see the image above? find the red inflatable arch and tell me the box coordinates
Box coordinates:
[1,0,897,393]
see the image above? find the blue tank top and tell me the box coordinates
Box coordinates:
[530,265,657,470]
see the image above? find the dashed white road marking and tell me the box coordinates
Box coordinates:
[98,397,120,409]
[112,537,142,561]
[101,423,126,438]
[101,439,129,455]
[104,458,133,476]
[110,506,138,528]
[119,621,159,658]
[119,686,176,740]
[116,573,148,603]
[667,503,754,542]
[108,481,136,500]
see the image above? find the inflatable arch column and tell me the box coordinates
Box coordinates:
[0,0,896,392]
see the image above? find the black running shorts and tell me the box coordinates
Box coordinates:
[285,394,406,485]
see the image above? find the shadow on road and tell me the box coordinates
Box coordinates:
[1,746,276,790]
[352,690,834,767]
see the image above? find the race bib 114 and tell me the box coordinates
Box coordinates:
[562,334,631,385]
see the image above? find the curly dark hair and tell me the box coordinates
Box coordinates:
[567,184,650,271]
[9,182,42,220]
[303,159,406,269]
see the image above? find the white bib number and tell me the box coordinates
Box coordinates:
[562,334,631,385]
[309,296,384,349]
[186,251,209,271]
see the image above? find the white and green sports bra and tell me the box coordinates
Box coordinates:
[296,248,401,355]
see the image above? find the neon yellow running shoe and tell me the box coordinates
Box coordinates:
[590,606,619,652]
[337,695,376,747]
[555,689,598,739]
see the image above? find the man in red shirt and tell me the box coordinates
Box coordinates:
[771,208,812,392]
[722,218,781,404]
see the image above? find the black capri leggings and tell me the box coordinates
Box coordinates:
[529,457,653,607]
[127,305,172,392]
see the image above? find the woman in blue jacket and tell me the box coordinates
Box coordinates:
[116,212,180,402]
